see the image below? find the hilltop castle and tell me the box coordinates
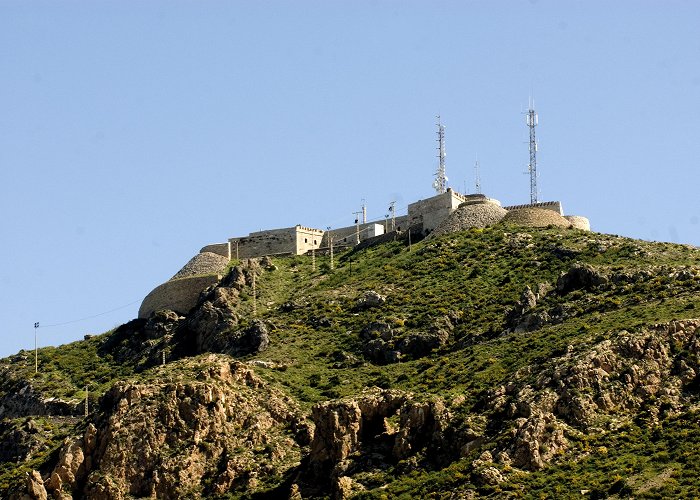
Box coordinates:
[139,189,590,319]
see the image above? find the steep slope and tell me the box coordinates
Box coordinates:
[3,225,700,498]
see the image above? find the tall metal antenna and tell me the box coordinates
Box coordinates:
[432,115,447,194]
[361,199,367,224]
[526,97,539,203]
[474,154,482,195]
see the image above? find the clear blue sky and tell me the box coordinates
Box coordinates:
[1,1,699,358]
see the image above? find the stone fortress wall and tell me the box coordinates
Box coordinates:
[228,225,324,260]
[408,189,467,233]
[503,200,563,215]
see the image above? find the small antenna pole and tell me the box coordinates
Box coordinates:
[432,115,447,194]
[389,201,396,230]
[33,322,39,373]
[361,199,367,224]
[327,227,334,270]
[526,97,539,203]
[353,211,363,245]
[475,155,482,195]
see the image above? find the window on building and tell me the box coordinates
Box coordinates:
[304,238,308,243]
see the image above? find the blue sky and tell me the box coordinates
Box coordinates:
[1,1,699,357]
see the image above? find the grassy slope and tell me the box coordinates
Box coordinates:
[2,225,700,497]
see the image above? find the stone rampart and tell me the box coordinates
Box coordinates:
[139,274,222,319]
[564,215,591,231]
[503,201,563,215]
[200,242,231,259]
[321,223,385,247]
[230,225,325,259]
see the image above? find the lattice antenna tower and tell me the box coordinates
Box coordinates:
[474,155,482,195]
[526,97,539,203]
[432,115,447,194]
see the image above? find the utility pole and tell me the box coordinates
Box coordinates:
[327,227,334,270]
[33,322,39,373]
[252,272,257,316]
[388,201,396,231]
[361,199,367,224]
[384,214,388,232]
[353,211,362,245]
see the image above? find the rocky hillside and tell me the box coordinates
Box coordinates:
[3,224,700,499]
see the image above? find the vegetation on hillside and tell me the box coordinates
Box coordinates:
[2,224,700,498]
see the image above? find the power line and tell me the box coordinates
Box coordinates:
[37,299,141,329]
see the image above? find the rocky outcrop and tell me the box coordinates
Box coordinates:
[556,263,608,294]
[359,320,451,364]
[37,355,310,499]
[306,389,456,497]
[355,290,386,310]
[0,375,80,418]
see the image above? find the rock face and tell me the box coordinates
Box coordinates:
[556,263,608,294]
[306,389,456,497]
[359,319,451,364]
[0,374,80,418]
[38,356,310,499]
[483,319,700,470]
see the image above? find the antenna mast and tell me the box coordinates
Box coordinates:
[474,155,482,194]
[526,98,538,203]
[432,115,447,194]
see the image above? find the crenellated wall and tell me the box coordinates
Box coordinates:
[503,201,563,215]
